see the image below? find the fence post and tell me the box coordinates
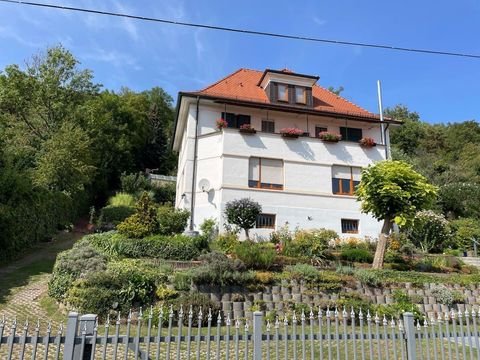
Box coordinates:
[75,314,97,360]
[63,312,79,360]
[403,312,416,360]
[253,311,263,360]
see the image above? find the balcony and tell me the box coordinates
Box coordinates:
[221,128,386,166]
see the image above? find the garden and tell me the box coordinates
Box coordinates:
[47,173,480,323]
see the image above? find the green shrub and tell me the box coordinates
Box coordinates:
[233,241,276,270]
[188,251,254,286]
[67,259,169,315]
[451,218,480,251]
[108,192,136,207]
[340,248,373,263]
[152,183,176,205]
[200,218,218,242]
[430,285,464,306]
[120,172,151,194]
[99,205,135,226]
[155,286,178,301]
[354,269,382,287]
[335,264,355,275]
[117,192,158,238]
[211,233,238,254]
[283,229,336,263]
[375,290,422,320]
[284,264,320,283]
[48,238,106,301]
[86,231,201,260]
[405,210,452,253]
[157,206,190,235]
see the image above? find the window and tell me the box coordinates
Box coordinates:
[221,112,251,129]
[295,87,306,104]
[256,214,276,229]
[249,157,284,190]
[315,126,328,138]
[262,120,275,133]
[332,165,361,195]
[340,127,363,142]
[277,84,288,102]
[341,219,359,234]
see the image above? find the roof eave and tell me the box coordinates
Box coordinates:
[183,92,401,125]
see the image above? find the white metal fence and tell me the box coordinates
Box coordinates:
[1,306,480,359]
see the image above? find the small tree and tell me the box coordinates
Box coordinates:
[117,192,158,238]
[224,198,261,240]
[356,160,437,269]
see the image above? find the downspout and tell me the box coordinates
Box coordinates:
[189,96,200,232]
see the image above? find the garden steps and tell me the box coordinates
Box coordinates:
[461,256,480,268]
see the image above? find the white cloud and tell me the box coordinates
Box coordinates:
[0,25,41,48]
[313,17,327,26]
[81,47,141,70]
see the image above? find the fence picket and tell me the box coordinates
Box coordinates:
[166,306,174,360]
[464,308,474,360]
[244,320,249,360]
[283,315,288,360]
[342,308,348,360]
[113,312,121,360]
[124,311,132,360]
[301,310,306,360]
[186,306,193,360]
[374,313,381,360]
[42,321,51,360]
[226,312,231,360]
[327,308,332,360]
[318,308,324,360]
[430,315,438,360]
[7,317,16,359]
[19,318,28,360]
[91,320,98,360]
[146,307,153,359]
[266,319,271,360]
[458,309,467,360]
[366,311,374,360]
[451,310,460,360]
[216,311,222,360]
[135,308,143,360]
[424,318,431,360]
[358,309,365,360]
[156,307,164,360]
[398,318,406,360]
[176,306,184,360]
[334,308,340,360]
[292,311,298,360]
[390,318,397,360]
[196,308,202,360]
[207,308,212,360]
[445,311,453,360]
[102,314,110,360]
[234,318,240,360]
[472,307,480,360]
[351,308,357,360]
[31,319,40,359]
[274,317,279,360]
[309,309,314,360]
[437,313,445,360]
[382,315,389,360]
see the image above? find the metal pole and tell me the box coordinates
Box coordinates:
[403,313,416,360]
[188,96,200,233]
[253,311,263,360]
[377,80,390,159]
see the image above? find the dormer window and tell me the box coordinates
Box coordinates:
[295,87,306,104]
[277,84,288,102]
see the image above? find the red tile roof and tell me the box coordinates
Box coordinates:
[187,68,380,120]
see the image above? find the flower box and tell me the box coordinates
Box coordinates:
[359,137,376,147]
[216,118,228,130]
[239,124,256,134]
[280,127,304,139]
[318,131,342,142]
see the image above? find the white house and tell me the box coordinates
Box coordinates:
[172,68,399,239]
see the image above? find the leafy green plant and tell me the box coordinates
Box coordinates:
[211,233,238,254]
[405,210,452,253]
[340,248,373,263]
[117,192,158,238]
[430,285,464,306]
[157,206,190,235]
[108,192,136,207]
[353,269,383,287]
[99,205,135,226]
[233,241,276,270]
[120,172,151,194]
[283,229,336,263]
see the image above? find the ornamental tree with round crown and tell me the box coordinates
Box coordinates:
[224,198,262,240]
[356,160,437,269]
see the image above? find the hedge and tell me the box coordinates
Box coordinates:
[85,231,202,260]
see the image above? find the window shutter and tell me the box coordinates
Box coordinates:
[288,85,295,104]
[270,83,278,102]
[249,157,260,181]
[332,165,351,179]
[261,159,283,185]
[352,167,362,181]
[306,87,313,107]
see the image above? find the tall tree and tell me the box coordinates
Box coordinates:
[356,160,437,268]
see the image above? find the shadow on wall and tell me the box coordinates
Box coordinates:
[241,135,267,149]
[323,142,353,162]
[283,138,315,161]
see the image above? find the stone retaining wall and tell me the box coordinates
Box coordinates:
[193,281,480,319]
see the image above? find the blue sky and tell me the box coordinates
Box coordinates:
[0,0,479,123]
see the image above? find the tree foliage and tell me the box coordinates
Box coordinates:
[224,198,262,240]
[405,210,452,253]
[356,160,438,227]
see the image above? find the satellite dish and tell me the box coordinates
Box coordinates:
[198,179,211,192]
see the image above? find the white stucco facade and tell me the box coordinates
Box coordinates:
[173,96,389,240]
